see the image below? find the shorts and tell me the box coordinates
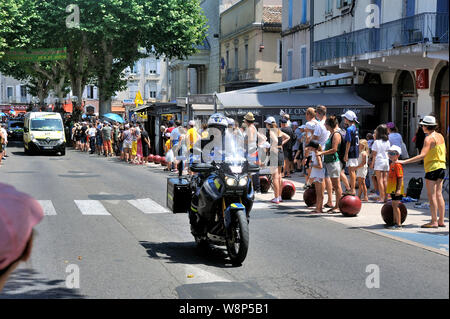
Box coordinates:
[103,140,111,150]
[131,141,137,156]
[425,168,446,181]
[81,136,87,144]
[283,148,293,161]
[346,158,359,168]
[390,194,404,201]
[374,158,389,172]
[356,166,368,179]
[165,149,174,162]
[310,167,325,181]
[142,145,149,157]
[123,142,132,150]
[325,161,341,178]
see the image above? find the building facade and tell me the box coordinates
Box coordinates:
[311,0,448,154]
[0,73,31,114]
[169,0,221,102]
[281,0,312,81]
[219,0,283,92]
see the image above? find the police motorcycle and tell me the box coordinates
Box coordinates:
[166,114,259,265]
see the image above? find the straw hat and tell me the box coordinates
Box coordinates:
[244,112,255,122]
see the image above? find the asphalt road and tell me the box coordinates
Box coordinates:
[0,142,448,299]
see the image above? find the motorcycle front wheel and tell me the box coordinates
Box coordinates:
[226,209,249,266]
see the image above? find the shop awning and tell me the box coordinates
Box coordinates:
[230,72,355,94]
[216,86,374,109]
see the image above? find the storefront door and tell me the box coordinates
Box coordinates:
[401,98,417,154]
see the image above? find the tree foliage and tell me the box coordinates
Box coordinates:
[1,0,208,115]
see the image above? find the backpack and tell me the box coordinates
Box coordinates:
[406,177,423,200]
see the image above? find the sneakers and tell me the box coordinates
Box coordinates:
[388,224,402,230]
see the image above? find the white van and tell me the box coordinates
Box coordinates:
[23,112,66,155]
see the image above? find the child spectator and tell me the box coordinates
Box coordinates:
[356,139,369,202]
[306,140,324,214]
[386,145,405,230]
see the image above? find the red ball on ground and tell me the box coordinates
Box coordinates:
[381,202,408,225]
[281,180,296,200]
[339,195,362,217]
[303,187,316,207]
[154,155,161,164]
[160,156,167,166]
[260,176,271,193]
[148,154,154,163]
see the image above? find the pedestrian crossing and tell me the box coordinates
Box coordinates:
[37,199,275,216]
[38,198,172,216]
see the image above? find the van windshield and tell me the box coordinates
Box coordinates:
[30,118,63,131]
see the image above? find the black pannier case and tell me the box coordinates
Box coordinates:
[167,177,191,213]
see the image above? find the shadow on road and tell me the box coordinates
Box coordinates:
[139,241,240,269]
[0,269,85,299]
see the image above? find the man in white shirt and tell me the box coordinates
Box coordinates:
[313,105,333,208]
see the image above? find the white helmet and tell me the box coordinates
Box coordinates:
[207,113,228,128]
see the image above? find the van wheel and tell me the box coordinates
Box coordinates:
[60,149,66,156]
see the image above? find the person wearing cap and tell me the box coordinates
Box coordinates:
[386,144,405,230]
[342,110,360,196]
[398,115,446,228]
[0,183,44,291]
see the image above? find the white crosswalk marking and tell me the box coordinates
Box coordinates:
[74,200,111,216]
[38,200,57,216]
[127,198,170,214]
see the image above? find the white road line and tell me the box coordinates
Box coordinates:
[252,201,269,209]
[74,200,111,216]
[37,200,57,216]
[128,198,170,214]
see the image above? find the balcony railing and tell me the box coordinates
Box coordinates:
[221,68,257,83]
[313,12,449,63]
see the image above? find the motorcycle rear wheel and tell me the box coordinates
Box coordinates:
[226,210,249,266]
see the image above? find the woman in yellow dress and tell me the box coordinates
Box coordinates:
[399,116,447,228]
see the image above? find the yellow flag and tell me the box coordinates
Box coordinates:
[134,91,144,107]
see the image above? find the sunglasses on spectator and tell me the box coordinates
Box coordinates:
[388,151,399,156]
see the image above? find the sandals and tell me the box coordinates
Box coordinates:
[421,223,438,229]
[324,204,333,209]
[326,208,340,214]
[438,224,446,228]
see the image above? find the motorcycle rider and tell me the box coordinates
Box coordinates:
[189,113,229,236]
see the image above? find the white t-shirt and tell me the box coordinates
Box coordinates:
[371,139,391,161]
[313,119,330,147]
[88,128,96,137]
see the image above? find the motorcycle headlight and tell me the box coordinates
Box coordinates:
[225,176,238,187]
[238,176,248,187]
